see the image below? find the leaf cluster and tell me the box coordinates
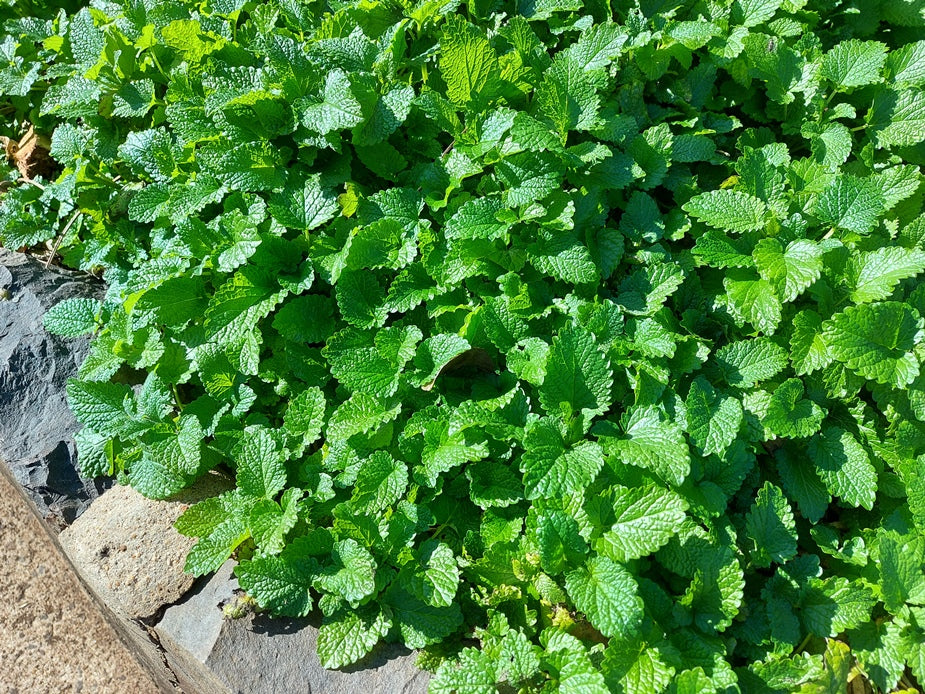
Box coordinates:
[4,0,925,691]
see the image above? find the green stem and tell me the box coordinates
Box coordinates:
[172,383,185,411]
[794,633,813,654]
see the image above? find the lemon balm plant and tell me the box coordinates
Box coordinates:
[3,0,925,689]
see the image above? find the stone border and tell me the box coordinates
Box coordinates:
[0,249,429,693]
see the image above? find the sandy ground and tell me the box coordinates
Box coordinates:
[0,465,160,694]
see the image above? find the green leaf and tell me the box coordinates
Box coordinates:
[732,0,784,27]
[467,462,524,509]
[544,630,610,693]
[204,266,286,349]
[326,392,400,443]
[413,333,471,387]
[284,387,326,450]
[386,584,464,649]
[210,141,286,191]
[235,549,317,617]
[823,301,923,387]
[777,448,831,523]
[184,516,251,577]
[250,488,302,554]
[235,427,287,499]
[815,175,886,234]
[480,295,529,353]
[745,482,797,567]
[335,270,388,329]
[268,175,338,231]
[66,380,133,438]
[521,419,604,500]
[351,450,407,513]
[528,231,599,285]
[752,239,822,302]
[315,539,377,604]
[594,485,687,562]
[408,540,460,608]
[162,18,224,61]
[872,89,925,148]
[617,263,685,316]
[445,197,511,241]
[796,640,852,694]
[790,310,832,376]
[683,190,767,233]
[714,337,788,387]
[135,277,209,328]
[850,620,906,692]
[809,427,877,510]
[431,648,498,694]
[300,69,364,135]
[602,636,674,694]
[693,231,754,269]
[565,556,643,638]
[43,298,100,337]
[763,378,825,439]
[439,15,499,107]
[538,325,612,419]
[886,40,925,86]
[821,40,887,88]
[846,247,925,304]
[317,605,392,669]
[129,445,198,500]
[686,377,744,457]
[495,152,563,208]
[878,530,925,614]
[536,52,600,138]
[600,406,690,487]
[724,276,782,334]
[536,508,588,575]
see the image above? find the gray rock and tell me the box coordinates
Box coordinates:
[156,561,431,694]
[58,474,232,621]
[0,249,107,526]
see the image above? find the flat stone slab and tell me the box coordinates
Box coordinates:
[156,561,431,694]
[59,475,231,620]
[0,248,108,526]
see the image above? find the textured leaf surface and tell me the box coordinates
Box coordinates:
[823,302,923,387]
[595,486,687,562]
[686,377,743,457]
[683,190,767,232]
[821,40,887,88]
[317,606,392,669]
[602,406,690,486]
[539,325,612,419]
[809,427,877,509]
[745,482,797,567]
[565,556,643,637]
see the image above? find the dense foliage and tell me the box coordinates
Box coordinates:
[3,0,925,690]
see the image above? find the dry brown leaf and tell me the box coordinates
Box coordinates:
[2,124,53,180]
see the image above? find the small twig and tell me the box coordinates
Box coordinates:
[23,177,45,191]
[442,139,456,156]
[44,209,81,268]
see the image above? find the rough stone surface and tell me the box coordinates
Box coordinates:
[0,462,163,693]
[0,248,108,526]
[156,560,431,694]
[59,474,232,620]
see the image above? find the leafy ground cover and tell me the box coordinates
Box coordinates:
[3,0,925,690]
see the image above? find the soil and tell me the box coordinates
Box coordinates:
[0,464,160,693]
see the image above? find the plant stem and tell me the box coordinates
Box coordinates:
[44,208,81,268]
